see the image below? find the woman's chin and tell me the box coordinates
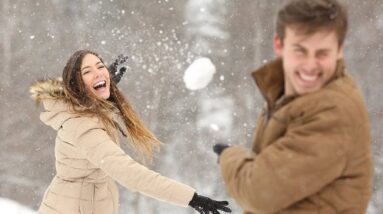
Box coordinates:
[94,90,110,100]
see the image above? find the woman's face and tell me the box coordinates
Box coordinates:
[80,54,111,99]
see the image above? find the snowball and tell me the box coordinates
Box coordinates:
[183,57,216,90]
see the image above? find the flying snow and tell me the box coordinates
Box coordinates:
[183,57,216,90]
[210,123,220,131]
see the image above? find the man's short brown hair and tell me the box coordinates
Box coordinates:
[276,0,348,47]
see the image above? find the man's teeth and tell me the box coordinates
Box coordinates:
[300,73,318,81]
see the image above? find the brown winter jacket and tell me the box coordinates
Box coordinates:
[30,79,195,214]
[219,58,373,214]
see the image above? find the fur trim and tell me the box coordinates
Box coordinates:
[30,78,65,103]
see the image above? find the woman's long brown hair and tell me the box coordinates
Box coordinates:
[62,50,160,159]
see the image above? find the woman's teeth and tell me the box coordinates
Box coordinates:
[93,81,106,89]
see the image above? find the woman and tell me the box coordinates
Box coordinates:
[30,50,231,214]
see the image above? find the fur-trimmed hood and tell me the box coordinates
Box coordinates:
[29,79,119,132]
[30,79,76,130]
[30,78,66,103]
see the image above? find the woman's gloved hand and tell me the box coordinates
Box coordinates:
[108,54,128,84]
[189,192,232,214]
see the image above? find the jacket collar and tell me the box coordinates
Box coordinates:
[251,57,346,109]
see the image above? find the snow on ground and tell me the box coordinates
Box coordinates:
[183,57,216,90]
[0,198,36,214]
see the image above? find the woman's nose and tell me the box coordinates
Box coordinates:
[94,68,102,78]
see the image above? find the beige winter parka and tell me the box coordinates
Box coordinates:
[218,58,373,214]
[30,80,195,214]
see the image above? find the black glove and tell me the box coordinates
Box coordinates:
[189,193,231,214]
[108,54,128,84]
[213,144,230,156]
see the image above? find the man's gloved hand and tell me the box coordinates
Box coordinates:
[189,192,231,214]
[213,144,230,163]
[213,143,230,156]
[108,54,128,84]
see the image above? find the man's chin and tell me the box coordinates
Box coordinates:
[297,87,321,95]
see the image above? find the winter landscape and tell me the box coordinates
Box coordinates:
[1,0,382,213]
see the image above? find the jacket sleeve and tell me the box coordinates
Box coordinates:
[66,117,195,207]
[219,104,350,213]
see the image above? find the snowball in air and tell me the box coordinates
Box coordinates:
[183,57,216,90]
[210,123,220,131]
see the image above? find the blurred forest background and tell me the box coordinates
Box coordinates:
[1,0,382,213]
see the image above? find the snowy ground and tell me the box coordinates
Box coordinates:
[0,198,36,214]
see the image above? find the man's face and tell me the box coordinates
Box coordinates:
[274,26,343,96]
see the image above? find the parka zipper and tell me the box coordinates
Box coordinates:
[253,105,270,152]
[255,96,292,149]
[91,183,95,213]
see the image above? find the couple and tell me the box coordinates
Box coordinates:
[31,0,372,213]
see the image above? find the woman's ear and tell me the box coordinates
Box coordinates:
[273,34,283,56]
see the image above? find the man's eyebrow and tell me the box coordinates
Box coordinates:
[81,61,103,71]
[317,48,331,53]
[293,44,331,52]
[292,43,306,49]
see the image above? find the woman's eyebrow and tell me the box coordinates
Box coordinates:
[81,61,103,71]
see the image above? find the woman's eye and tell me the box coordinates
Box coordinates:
[98,65,105,69]
[82,70,90,75]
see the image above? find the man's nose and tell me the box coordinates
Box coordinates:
[302,57,319,73]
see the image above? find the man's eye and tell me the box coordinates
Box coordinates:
[317,52,328,58]
[98,65,105,69]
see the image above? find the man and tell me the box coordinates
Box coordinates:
[213,0,373,213]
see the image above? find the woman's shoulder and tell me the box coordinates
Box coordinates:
[63,115,104,131]
[59,115,106,141]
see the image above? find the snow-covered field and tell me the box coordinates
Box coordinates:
[0,198,36,214]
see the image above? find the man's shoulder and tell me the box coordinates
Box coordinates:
[321,74,367,115]
[288,75,368,121]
